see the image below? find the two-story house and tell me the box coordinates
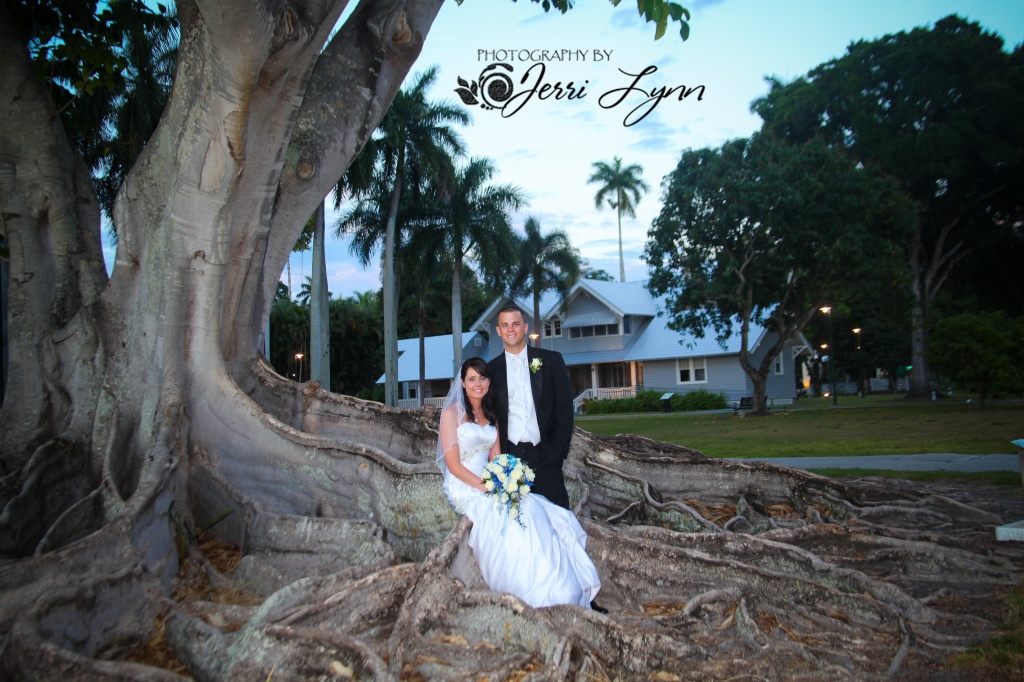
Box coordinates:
[384,280,810,409]
[470,280,809,409]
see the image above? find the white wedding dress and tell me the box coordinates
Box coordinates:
[443,421,601,609]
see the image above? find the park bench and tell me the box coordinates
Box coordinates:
[733,396,754,416]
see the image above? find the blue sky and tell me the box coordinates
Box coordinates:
[106,1,1024,300]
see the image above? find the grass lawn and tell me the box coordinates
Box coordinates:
[576,398,1023,459]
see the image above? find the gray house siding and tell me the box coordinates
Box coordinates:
[642,356,750,401]
[566,293,611,316]
[748,337,799,400]
[549,333,626,355]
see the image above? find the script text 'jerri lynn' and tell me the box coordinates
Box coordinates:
[500,63,705,126]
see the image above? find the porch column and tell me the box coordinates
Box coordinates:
[630,362,638,388]
[591,364,599,391]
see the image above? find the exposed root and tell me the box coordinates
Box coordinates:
[2,398,1022,679]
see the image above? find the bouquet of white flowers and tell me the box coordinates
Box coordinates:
[481,454,535,529]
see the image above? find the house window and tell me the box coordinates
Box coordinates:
[567,323,619,339]
[544,319,562,338]
[623,316,632,334]
[677,357,707,384]
[773,355,784,375]
[473,336,483,347]
[404,382,418,400]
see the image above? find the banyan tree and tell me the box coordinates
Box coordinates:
[1,1,1021,679]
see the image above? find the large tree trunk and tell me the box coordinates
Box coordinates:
[1,3,1022,680]
[906,214,970,399]
[418,289,427,405]
[382,164,403,407]
[451,248,464,371]
[310,201,330,389]
[616,191,625,282]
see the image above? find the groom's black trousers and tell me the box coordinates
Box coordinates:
[507,440,571,511]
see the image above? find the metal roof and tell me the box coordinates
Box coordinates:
[570,279,659,316]
[376,332,485,383]
[563,310,618,327]
[624,308,767,362]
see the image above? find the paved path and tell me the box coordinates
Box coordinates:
[732,453,1021,473]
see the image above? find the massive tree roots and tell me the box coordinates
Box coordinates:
[1,378,1022,680]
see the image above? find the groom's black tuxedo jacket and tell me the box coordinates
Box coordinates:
[487,346,574,506]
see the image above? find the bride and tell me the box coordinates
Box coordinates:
[437,357,601,609]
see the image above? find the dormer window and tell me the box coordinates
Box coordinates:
[544,319,562,338]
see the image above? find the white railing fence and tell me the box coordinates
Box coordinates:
[573,386,641,412]
[396,397,447,409]
[594,386,637,401]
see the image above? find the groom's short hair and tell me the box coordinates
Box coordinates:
[497,304,525,320]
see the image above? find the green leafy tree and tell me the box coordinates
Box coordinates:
[644,133,912,414]
[461,0,691,41]
[353,66,468,406]
[11,0,178,222]
[509,217,581,340]
[269,297,309,382]
[754,15,1024,398]
[328,290,384,399]
[581,260,615,282]
[929,312,1024,408]
[587,157,650,282]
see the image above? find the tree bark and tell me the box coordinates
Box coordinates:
[382,162,403,406]
[2,3,1022,680]
[451,248,464,372]
[310,201,330,389]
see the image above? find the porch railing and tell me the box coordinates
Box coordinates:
[396,397,447,409]
[573,385,639,412]
[594,386,638,401]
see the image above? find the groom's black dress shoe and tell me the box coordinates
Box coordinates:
[590,601,609,614]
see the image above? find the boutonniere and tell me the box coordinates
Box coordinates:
[529,358,543,374]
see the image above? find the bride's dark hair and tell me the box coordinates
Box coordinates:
[461,357,498,426]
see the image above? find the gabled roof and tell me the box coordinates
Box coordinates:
[561,279,658,318]
[469,291,562,331]
[625,306,767,362]
[376,332,484,383]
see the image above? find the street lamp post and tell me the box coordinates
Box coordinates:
[852,328,864,399]
[295,352,304,383]
[820,307,837,406]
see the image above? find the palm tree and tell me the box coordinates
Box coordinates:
[587,157,650,282]
[309,201,331,389]
[509,218,581,343]
[429,157,524,370]
[341,66,468,406]
[399,232,451,404]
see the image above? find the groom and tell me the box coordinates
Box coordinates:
[487,304,573,510]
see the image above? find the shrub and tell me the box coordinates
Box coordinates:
[581,389,728,414]
[671,389,728,411]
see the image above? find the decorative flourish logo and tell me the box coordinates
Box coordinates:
[454,63,515,111]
